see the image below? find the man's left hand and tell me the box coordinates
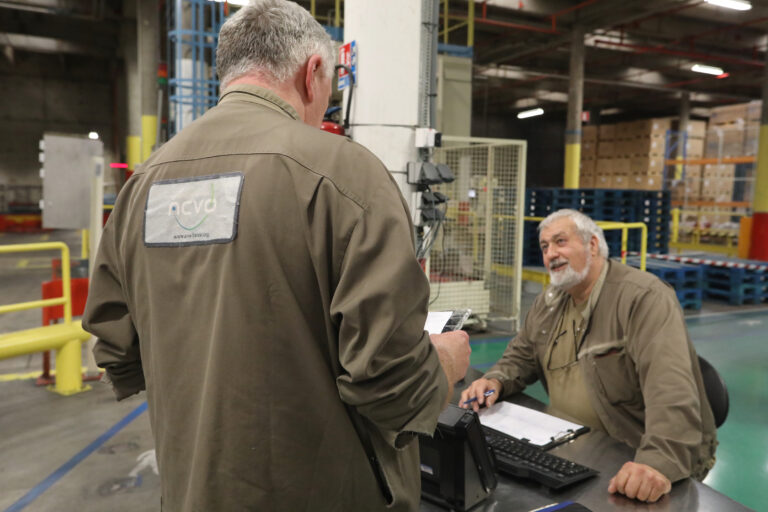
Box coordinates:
[608,461,671,503]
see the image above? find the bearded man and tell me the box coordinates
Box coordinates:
[460,209,717,504]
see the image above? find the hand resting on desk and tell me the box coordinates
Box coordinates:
[608,461,671,503]
[459,377,502,412]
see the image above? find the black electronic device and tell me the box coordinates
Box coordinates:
[482,427,598,490]
[419,405,497,511]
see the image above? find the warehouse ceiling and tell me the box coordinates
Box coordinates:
[2,0,768,120]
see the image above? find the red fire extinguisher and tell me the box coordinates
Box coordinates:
[320,64,354,136]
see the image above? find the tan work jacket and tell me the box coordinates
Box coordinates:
[83,84,448,511]
[485,259,717,482]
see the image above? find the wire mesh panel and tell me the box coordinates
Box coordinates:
[429,137,526,331]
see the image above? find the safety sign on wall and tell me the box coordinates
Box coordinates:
[337,40,357,91]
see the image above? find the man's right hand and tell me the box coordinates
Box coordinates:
[459,378,501,412]
[430,331,471,384]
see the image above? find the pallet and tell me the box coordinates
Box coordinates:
[703,282,766,305]
[676,289,703,310]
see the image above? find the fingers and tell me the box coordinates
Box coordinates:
[459,378,500,411]
[608,462,672,503]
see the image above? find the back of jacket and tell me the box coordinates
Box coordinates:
[83,85,448,511]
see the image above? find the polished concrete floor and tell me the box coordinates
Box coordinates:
[1,230,766,511]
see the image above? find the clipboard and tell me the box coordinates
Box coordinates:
[477,401,590,451]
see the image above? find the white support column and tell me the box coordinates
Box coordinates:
[344,0,424,209]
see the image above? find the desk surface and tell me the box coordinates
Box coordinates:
[420,369,751,512]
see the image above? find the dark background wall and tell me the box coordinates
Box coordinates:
[472,108,567,188]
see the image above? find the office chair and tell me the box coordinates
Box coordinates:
[698,355,729,429]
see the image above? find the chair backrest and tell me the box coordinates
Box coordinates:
[698,355,729,429]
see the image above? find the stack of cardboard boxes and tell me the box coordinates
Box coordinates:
[669,119,707,202]
[579,118,674,190]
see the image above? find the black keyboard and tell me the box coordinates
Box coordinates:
[483,427,598,490]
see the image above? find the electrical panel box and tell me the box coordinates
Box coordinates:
[40,134,103,229]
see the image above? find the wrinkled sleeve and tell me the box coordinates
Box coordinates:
[332,178,448,449]
[628,285,702,482]
[483,301,542,398]
[82,211,144,401]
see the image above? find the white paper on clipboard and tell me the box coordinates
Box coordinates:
[425,309,471,334]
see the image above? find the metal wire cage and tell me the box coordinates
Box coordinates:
[167,0,227,137]
[428,136,527,331]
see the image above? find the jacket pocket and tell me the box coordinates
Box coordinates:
[592,346,640,405]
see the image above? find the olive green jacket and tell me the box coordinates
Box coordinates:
[83,85,448,511]
[484,259,717,482]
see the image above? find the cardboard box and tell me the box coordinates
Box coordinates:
[595,174,613,188]
[704,127,744,157]
[744,123,759,156]
[615,139,634,156]
[684,165,702,178]
[598,124,616,140]
[710,103,748,125]
[633,118,671,138]
[612,174,630,189]
[747,100,762,122]
[634,137,665,156]
[582,140,598,159]
[614,158,631,174]
[684,120,707,139]
[630,156,665,174]
[579,174,595,188]
[581,159,597,174]
[685,138,704,158]
[703,164,735,179]
[582,125,598,141]
[615,122,632,138]
[629,173,663,191]
[597,158,613,174]
[598,141,615,158]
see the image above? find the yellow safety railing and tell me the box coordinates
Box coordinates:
[0,242,91,395]
[670,208,740,257]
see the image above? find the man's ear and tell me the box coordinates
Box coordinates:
[590,235,599,256]
[304,54,324,103]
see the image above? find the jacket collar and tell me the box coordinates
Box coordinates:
[218,84,300,121]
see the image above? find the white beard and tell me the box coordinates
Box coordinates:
[549,251,591,290]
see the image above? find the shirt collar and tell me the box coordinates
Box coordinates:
[218,84,300,121]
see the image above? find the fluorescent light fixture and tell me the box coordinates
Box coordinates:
[600,108,623,116]
[704,0,751,10]
[692,64,724,75]
[517,108,544,119]
[88,131,99,140]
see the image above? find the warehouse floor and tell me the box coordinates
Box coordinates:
[1,230,766,512]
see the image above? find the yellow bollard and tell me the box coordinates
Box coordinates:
[738,216,753,260]
[53,338,89,396]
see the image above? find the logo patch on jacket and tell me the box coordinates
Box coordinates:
[144,172,244,246]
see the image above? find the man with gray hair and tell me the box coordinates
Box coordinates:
[83,1,470,510]
[461,208,716,504]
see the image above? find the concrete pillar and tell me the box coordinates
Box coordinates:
[138,0,159,161]
[676,91,690,180]
[749,50,768,261]
[344,0,424,206]
[123,0,141,172]
[564,26,585,189]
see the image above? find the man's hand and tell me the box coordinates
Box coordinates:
[459,377,501,412]
[608,461,672,503]
[430,331,471,384]
[431,331,470,408]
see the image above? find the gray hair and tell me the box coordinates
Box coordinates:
[538,209,609,258]
[217,0,335,89]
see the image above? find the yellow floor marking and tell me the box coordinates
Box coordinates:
[16,258,29,269]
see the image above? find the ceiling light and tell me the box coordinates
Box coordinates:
[88,131,99,140]
[692,64,725,76]
[704,0,751,10]
[600,108,623,116]
[517,108,544,119]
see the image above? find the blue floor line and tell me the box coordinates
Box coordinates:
[4,401,148,512]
